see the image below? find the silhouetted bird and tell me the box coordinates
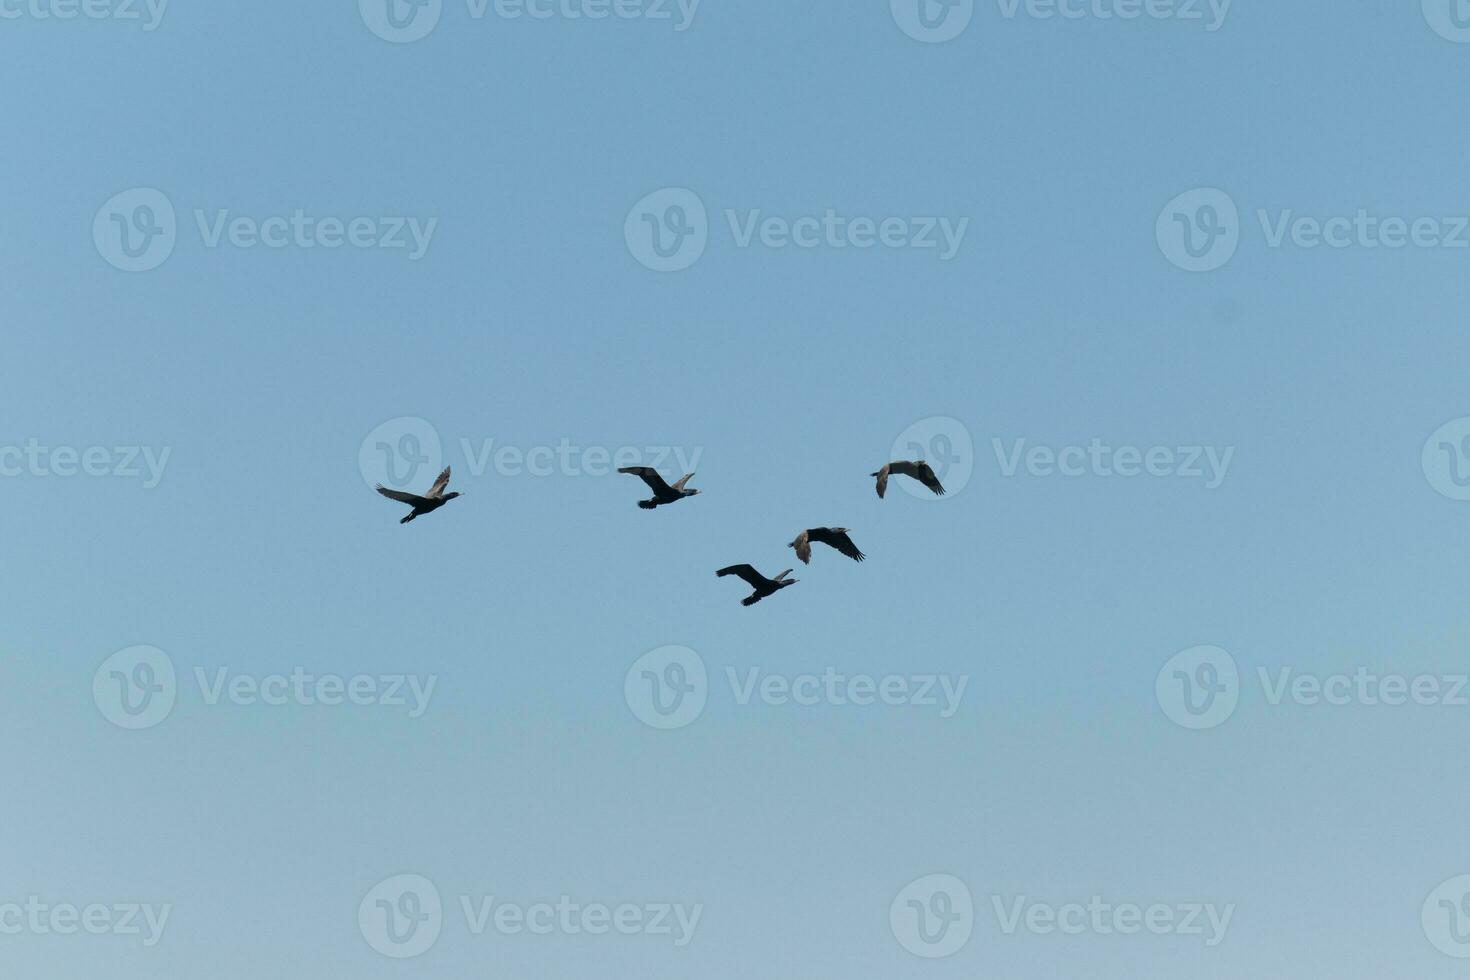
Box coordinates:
[376,466,462,524]
[789,527,865,565]
[619,466,700,510]
[871,460,945,498]
[716,564,798,606]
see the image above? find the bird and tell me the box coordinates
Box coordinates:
[871,460,945,498]
[789,527,865,564]
[619,466,700,510]
[716,564,798,606]
[375,466,462,524]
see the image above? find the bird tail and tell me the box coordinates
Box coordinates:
[400,512,416,524]
[638,499,658,510]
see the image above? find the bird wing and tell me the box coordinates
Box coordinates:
[377,485,429,506]
[874,464,890,499]
[791,531,812,565]
[812,527,865,562]
[915,462,946,496]
[717,564,768,588]
[671,472,695,490]
[619,466,673,494]
[773,569,794,582]
[425,466,452,498]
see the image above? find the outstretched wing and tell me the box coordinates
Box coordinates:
[671,472,695,491]
[717,564,767,588]
[773,569,794,583]
[377,485,429,507]
[873,464,890,499]
[619,466,673,494]
[914,462,946,496]
[812,527,865,562]
[426,466,452,498]
[790,531,813,565]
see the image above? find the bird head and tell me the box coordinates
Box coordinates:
[444,492,463,500]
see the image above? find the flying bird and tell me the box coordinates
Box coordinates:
[871,460,945,498]
[789,527,865,564]
[619,466,700,510]
[376,466,462,524]
[716,564,798,606]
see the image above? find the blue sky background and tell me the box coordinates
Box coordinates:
[5,1,1470,976]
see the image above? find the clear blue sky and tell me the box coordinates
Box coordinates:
[5,2,1470,977]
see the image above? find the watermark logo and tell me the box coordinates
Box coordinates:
[1258,667,1466,708]
[191,209,436,259]
[992,438,1233,488]
[0,0,169,30]
[358,418,703,489]
[0,899,172,946]
[92,646,177,731]
[475,0,699,28]
[1156,645,1238,730]
[193,667,437,716]
[360,874,443,958]
[359,416,444,492]
[991,895,1233,946]
[0,440,171,487]
[891,0,974,43]
[1161,189,1470,271]
[360,879,702,949]
[997,0,1230,29]
[894,0,1230,40]
[95,188,437,271]
[890,874,974,958]
[1157,188,1239,272]
[459,894,701,944]
[627,652,967,728]
[96,655,436,729]
[1163,655,1468,720]
[890,417,974,499]
[362,0,697,41]
[625,646,707,730]
[94,188,176,273]
[1424,875,1470,957]
[1423,417,1470,501]
[625,188,708,273]
[1424,0,1470,43]
[360,0,442,42]
[457,438,700,480]
[626,187,969,271]
[892,880,1234,954]
[724,209,968,260]
[727,667,967,716]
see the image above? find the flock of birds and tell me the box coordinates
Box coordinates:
[375,456,947,607]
